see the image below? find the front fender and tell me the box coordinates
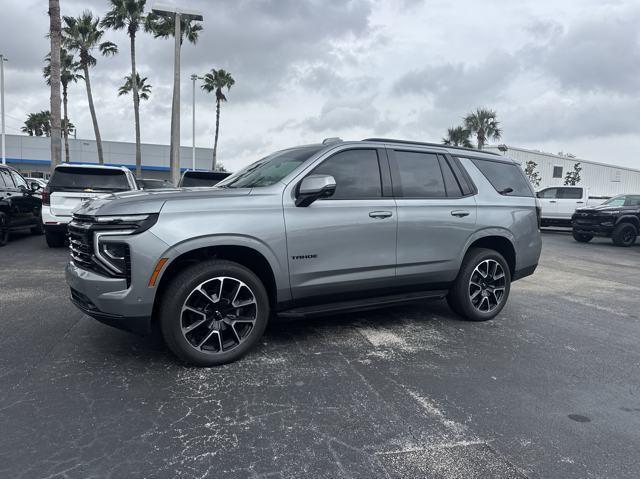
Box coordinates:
[154,233,290,302]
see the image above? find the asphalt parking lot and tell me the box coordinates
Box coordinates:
[0,231,639,479]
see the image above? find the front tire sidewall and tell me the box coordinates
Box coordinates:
[572,231,593,243]
[612,223,637,247]
[0,213,9,247]
[448,248,511,321]
[160,260,270,366]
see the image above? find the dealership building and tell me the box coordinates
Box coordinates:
[3,134,639,197]
[485,145,640,197]
[1,134,216,180]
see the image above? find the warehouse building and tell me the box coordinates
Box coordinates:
[1,134,216,180]
[485,145,640,197]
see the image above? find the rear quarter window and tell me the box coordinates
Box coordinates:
[469,158,534,197]
[49,168,130,191]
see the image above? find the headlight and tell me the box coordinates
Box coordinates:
[92,213,159,233]
[599,210,621,215]
[96,240,129,274]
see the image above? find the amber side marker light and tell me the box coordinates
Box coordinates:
[149,258,169,286]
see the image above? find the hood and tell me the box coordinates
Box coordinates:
[74,187,251,216]
[576,204,637,214]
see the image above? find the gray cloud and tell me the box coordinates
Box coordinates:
[2,0,640,170]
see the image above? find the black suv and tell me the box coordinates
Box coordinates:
[0,164,43,246]
[572,194,640,247]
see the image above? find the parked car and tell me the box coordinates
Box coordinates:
[42,164,138,248]
[536,186,605,227]
[65,138,542,366]
[0,164,43,246]
[25,177,48,189]
[572,194,640,246]
[137,178,171,190]
[179,170,231,187]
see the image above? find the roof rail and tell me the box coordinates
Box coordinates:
[322,137,343,145]
[362,138,500,156]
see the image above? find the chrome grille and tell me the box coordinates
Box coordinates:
[68,222,95,270]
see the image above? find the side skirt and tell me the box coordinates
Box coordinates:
[277,289,448,319]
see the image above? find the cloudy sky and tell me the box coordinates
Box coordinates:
[1,0,640,170]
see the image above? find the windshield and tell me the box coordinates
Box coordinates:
[603,195,640,207]
[217,145,324,188]
[49,167,130,191]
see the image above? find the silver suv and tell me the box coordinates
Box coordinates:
[66,138,541,366]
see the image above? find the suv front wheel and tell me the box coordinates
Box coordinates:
[159,260,270,366]
[447,248,511,321]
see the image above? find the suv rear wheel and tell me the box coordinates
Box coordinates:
[447,248,511,321]
[45,228,66,248]
[611,223,637,247]
[159,260,270,366]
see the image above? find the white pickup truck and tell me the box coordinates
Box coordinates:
[41,164,138,247]
[536,186,606,227]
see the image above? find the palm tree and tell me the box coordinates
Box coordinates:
[44,48,81,162]
[48,0,62,170]
[101,0,148,176]
[201,69,235,170]
[146,13,203,45]
[22,113,44,136]
[463,108,502,150]
[62,11,118,164]
[442,126,472,148]
[118,73,152,100]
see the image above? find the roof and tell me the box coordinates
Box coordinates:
[362,138,501,156]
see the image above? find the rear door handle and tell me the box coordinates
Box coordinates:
[369,210,392,219]
[549,200,557,203]
[450,210,470,218]
[576,201,584,204]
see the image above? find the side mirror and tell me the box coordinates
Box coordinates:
[30,182,42,192]
[296,174,336,207]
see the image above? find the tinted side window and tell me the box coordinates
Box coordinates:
[558,187,582,199]
[393,151,446,197]
[538,188,558,199]
[312,149,382,199]
[471,159,534,197]
[0,169,15,188]
[11,171,27,189]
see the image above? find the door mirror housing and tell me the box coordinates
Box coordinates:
[30,182,42,192]
[296,174,336,207]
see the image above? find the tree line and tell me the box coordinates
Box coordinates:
[43,0,235,175]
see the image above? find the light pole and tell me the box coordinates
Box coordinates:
[1,55,7,165]
[151,4,203,186]
[190,73,202,171]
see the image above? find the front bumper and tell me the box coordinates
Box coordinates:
[571,216,615,237]
[65,228,172,335]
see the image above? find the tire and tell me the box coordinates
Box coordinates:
[0,213,9,247]
[446,248,511,321]
[31,217,44,235]
[611,223,637,247]
[572,231,593,243]
[45,228,66,248]
[159,259,270,366]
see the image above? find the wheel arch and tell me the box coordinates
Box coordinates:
[615,215,640,229]
[463,231,516,278]
[152,244,280,324]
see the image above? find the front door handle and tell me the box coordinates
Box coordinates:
[369,210,392,219]
[549,200,557,203]
[450,210,470,218]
